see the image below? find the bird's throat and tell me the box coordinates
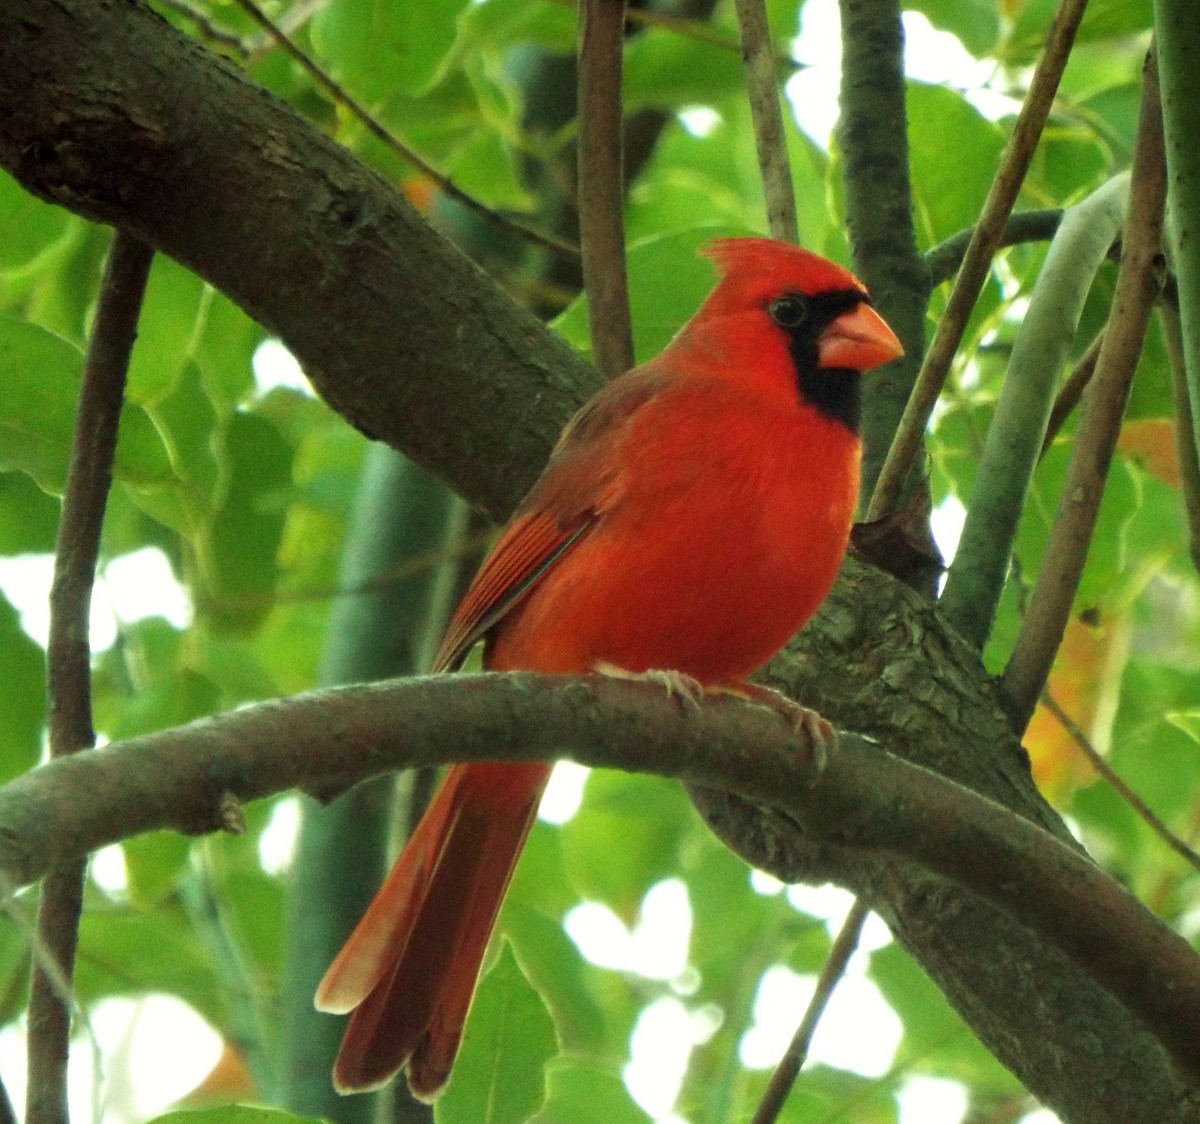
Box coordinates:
[798,366,861,433]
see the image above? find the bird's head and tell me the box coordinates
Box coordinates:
[684,237,904,429]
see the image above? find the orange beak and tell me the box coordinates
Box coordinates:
[818,303,904,372]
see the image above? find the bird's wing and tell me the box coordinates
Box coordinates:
[431,366,670,673]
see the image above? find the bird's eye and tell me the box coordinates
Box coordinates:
[769,294,809,330]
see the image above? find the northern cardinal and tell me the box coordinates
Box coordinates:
[315,237,903,1098]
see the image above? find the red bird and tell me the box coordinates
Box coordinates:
[315,237,903,1098]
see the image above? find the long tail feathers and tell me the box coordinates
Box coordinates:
[316,761,551,1098]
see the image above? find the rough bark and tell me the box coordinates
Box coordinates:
[774,558,1200,1122]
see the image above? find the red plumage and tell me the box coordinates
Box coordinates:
[315,237,903,1098]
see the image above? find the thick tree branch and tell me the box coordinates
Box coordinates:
[939,175,1130,649]
[866,0,1089,520]
[1,671,1199,1087]
[0,0,600,525]
[759,556,1200,1122]
[837,0,928,505]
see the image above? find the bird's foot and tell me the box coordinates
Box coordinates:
[592,661,705,711]
[720,682,838,772]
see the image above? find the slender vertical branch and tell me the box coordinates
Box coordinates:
[578,0,634,378]
[866,0,1091,520]
[1001,48,1167,733]
[1043,330,1105,452]
[837,0,928,505]
[1154,0,1200,471]
[750,900,870,1124]
[733,0,797,243]
[939,175,1129,649]
[27,232,154,1124]
[1159,300,1200,572]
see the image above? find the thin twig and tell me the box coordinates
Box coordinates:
[190,529,495,618]
[154,0,249,54]
[734,0,798,243]
[181,856,274,1096]
[231,0,579,259]
[0,883,99,1124]
[1002,46,1167,733]
[26,233,154,1124]
[925,210,1064,287]
[751,900,870,1124]
[578,0,634,377]
[1042,330,1105,453]
[1159,299,1200,572]
[1041,692,1200,874]
[550,0,797,65]
[245,0,327,58]
[867,0,1091,521]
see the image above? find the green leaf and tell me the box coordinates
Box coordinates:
[122,832,193,909]
[870,944,1019,1089]
[442,130,535,213]
[1167,709,1200,745]
[623,28,745,111]
[457,0,576,54]
[555,228,757,367]
[438,941,558,1124]
[501,901,605,1052]
[200,410,294,630]
[1013,443,1140,613]
[560,773,693,920]
[149,1106,322,1124]
[0,316,88,488]
[148,359,223,520]
[903,0,1000,57]
[773,1064,899,1124]
[906,82,1005,247]
[311,0,468,101]
[1026,125,1109,206]
[94,617,220,741]
[0,171,74,274]
[191,290,261,411]
[0,314,172,493]
[0,593,46,783]
[127,256,209,403]
[0,470,58,554]
[1005,0,1152,65]
[0,911,37,1025]
[532,1061,649,1124]
[75,902,226,1030]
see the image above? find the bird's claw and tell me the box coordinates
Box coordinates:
[593,661,705,711]
[725,682,838,773]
